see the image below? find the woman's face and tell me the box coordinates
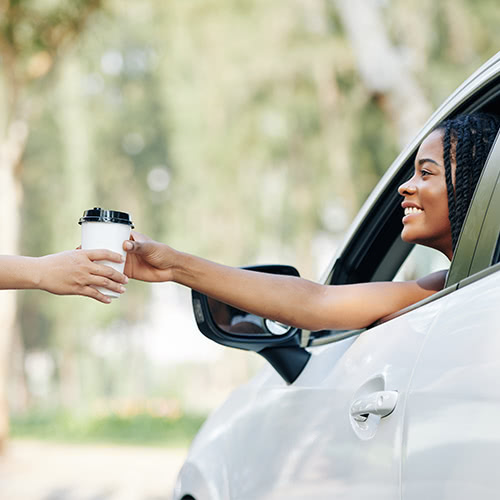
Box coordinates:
[398,129,453,259]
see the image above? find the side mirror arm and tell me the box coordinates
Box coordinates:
[258,345,311,384]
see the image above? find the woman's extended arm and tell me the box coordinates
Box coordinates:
[124,232,446,330]
[0,249,128,303]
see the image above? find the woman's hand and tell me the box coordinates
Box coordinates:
[123,231,176,282]
[37,249,128,304]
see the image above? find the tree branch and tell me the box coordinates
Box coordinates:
[334,0,432,147]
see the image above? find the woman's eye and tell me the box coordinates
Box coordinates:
[421,169,431,177]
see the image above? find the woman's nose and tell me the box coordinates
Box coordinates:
[398,178,417,196]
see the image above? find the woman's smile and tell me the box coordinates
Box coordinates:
[402,202,424,221]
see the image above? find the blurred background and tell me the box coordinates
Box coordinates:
[0,0,499,496]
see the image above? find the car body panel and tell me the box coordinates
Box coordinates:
[402,268,500,499]
[174,367,286,500]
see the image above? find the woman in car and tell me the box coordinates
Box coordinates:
[0,249,128,303]
[123,113,500,330]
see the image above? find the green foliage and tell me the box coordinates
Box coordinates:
[352,98,400,204]
[0,0,103,54]
[11,410,206,446]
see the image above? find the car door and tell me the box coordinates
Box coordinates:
[401,131,500,499]
[225,295,446,500]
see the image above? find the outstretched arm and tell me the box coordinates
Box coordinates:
[124,232,446,330]
[0,249,128,304]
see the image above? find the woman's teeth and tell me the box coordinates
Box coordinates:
[404,207,423,216]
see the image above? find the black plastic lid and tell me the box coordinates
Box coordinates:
[78,207,134,227]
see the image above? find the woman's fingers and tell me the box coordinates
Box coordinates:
[81,286,113,304]
[123,240,135,251]
[123,232,144,252]
[84,249,125,263]
[89,275,127,295]
[81,270,127,301]
[91,262,128,284]
[130,230,151,243]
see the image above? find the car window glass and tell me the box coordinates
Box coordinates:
[393,244,450,282]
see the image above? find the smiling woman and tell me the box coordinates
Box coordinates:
[399,129,454,259]
[122,112,500,331]
[399,113,500,260]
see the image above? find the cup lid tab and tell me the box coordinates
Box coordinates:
[78,207,134,227]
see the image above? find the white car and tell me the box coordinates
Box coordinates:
[174,52,500,500]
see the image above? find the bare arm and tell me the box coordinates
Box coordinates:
[0,250,128,303]
[124,232,447,331]
[175,253,445,330]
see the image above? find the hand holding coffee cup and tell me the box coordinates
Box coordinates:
[79,207,134,298]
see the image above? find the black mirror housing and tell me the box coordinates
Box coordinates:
[191,265,311,384]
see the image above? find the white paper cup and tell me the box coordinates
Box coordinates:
[79,208,134,298]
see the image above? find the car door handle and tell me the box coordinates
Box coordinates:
[350,390,398,422]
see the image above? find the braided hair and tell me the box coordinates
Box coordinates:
[436,113,500,250]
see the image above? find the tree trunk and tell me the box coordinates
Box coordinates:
[54,58,95,410]
[334,0,432,147]
[8,323,31,416]
[0,118,29,452]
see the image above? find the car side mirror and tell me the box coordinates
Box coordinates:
[191,265,311,384]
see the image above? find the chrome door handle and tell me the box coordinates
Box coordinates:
[350,390,398,422]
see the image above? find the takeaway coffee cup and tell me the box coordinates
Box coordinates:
[79,207,134,298]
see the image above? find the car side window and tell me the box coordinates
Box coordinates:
[393,245,450,282]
